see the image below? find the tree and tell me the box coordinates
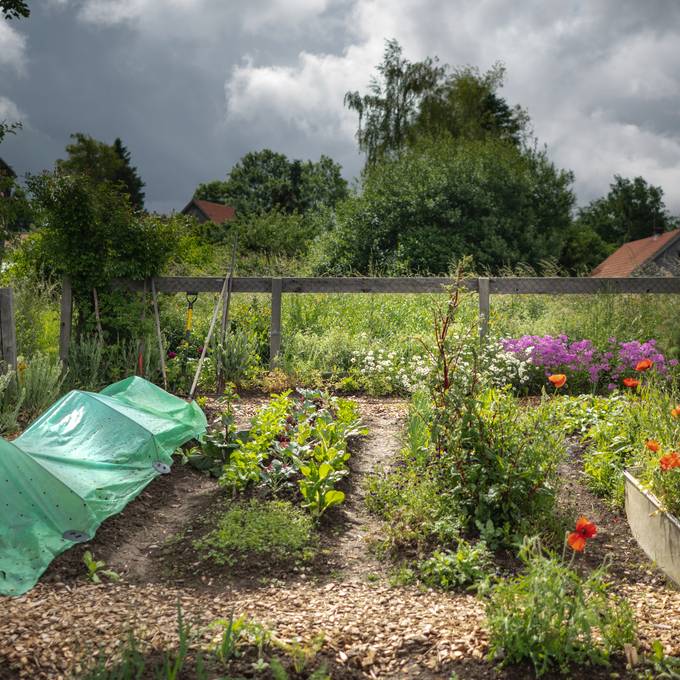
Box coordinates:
[345,40,528,166]
[313,135,575,275]
[577,176,676,248]
[0,160,32,263]
[344,39,445,165]
[415,63,529,147]
[194,150,347,216]
[112,138,145,210]
[57,133,145,210]
[27,171,175,337]
[1,0,29,19]
[558,224,612,274]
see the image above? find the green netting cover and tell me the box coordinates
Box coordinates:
[0,376,207,596]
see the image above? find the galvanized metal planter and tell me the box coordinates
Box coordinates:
[624,469,680,586]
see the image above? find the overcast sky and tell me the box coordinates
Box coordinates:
[2,0,680,215]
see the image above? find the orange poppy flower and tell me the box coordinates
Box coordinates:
[635,359,653,372]
[672,406,680,418]
[623,377,640,388]
[548,374,567,389]
[660,452,680,471]
[645,439,661,453]
[567,516,597,552]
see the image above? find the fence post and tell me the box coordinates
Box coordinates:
[478,277,490,342]
[0,288,17,371]
[59,277,73,367]
[270,277,282,369]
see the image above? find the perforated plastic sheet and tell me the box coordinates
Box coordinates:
[0,377,206,596]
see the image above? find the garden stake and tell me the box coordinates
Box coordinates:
[188,270,231,401]
[151,278,167,391]
[216,236,238,395]
[136,279,148,377]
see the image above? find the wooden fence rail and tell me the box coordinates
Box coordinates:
[55,276,680,369]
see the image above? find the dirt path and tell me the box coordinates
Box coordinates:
[331,398,407,580]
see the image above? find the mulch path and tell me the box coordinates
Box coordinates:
[0,397,679,679]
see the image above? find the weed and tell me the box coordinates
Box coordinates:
[194,499,316,567]
[82,551,120,584]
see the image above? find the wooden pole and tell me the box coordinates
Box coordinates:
[0,287,17,372]
[59,277,73,367]
[270,277,282,369]
[188,271,231,401]
[151,278,167,391]
[478,277,490,342]
[92,287,104,340]
[216,237,238,394]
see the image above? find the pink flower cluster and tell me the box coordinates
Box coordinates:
[501,334,678,389]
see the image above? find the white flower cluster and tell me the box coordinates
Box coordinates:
[481,340,533,388]
[351,348,432,393]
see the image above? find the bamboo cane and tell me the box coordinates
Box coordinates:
[216,236,238,394]
[188,270,231,401]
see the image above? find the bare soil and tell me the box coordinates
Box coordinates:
[1,397,679,680]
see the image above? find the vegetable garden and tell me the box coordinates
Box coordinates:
[1,275,680,680]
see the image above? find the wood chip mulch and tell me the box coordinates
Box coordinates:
[0,581,486,679]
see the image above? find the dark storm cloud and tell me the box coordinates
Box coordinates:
[1,0,679,213]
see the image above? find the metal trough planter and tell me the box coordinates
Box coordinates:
[624,469,680,586]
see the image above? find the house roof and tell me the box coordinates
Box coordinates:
[181,198,235,223]
[591,228,680,277]
[0,158,16,178]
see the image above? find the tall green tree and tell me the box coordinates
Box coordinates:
[577,175,676,247]
[194,149,347,216]
[415,63,529,147]
[112,138,145,210]
[0,160,32,263]
[345,40,528,165]
[27,171,176,337]
[57,133,145,210]
[0,0,29,19]
[313,135,575,275]
[344,39,445,165]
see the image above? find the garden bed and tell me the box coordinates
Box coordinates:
[0,397,679,679]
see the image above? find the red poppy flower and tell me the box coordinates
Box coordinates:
[635,359,653,372]
[567,516,597,552]
[548,374,567,389]
[645,439,661,453]
[672,406,680,418]
[660,452,680,471]
[623,377,640,388]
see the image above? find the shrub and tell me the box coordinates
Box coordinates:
[194,499,316,567]
[18,352,64,419]
[0,369,23,433]
[485,537,637,676]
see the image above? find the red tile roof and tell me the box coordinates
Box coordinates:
[182,199,235,223]
[591,228,680,277]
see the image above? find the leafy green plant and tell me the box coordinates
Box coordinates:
[484,537,636,676]
[419,540,492,591]
[272,634,325,674]
[83,550,120,584]
[194,499,316,567]
[0,369,23,433]
[296,459,347,520]
[18,352,64,419]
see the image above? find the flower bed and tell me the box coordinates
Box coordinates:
[500,335,678,393]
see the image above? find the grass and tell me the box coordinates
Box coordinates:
[193,498,317,568]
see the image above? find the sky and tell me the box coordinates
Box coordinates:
[1,0,680,215]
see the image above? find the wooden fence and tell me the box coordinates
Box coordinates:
[56,276,680,368]
[0,288,16,371]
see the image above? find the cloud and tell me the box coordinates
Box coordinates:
[0,20,27,74]
[0,96,25,122]
[5,0,680,214]
[222,0,680,212]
